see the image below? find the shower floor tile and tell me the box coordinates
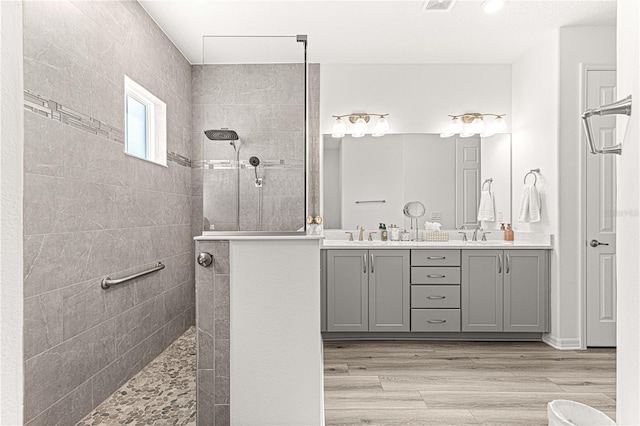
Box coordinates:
[76,327,196,426]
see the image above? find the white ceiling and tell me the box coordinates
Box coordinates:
[140,0,616,65]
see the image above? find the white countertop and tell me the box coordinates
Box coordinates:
[195,234,324,241]
[321,240,552,249]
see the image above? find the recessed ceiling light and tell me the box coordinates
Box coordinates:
[482,0,505,14]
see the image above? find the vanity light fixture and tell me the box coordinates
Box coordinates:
[481,0,504,14]
[440,113,507,138]
[331,113,390,138]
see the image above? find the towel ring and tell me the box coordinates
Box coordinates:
[524,169,540,185]
[482,178,493,191]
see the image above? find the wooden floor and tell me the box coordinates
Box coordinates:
[323,340,616,425]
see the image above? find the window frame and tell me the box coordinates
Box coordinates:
[124,76,166,167]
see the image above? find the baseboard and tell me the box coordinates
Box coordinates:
[542,333,582,350]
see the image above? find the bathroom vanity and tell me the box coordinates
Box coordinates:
[321,239,551,340]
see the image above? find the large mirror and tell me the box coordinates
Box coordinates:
[322,133,511,231]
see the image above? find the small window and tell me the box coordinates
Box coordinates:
[124,76,166,166]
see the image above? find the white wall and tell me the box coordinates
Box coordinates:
[615,1,640,423]
[511,30,561,343]
[0,1,24,424]
[320,64,512,134]
[230,239,324,426]
[512,27,616,349]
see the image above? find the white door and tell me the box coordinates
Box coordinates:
[586,68,617,347]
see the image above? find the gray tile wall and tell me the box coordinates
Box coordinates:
[192,63,318,232]
[22,1,194,425]
[308,64,321,217]
[195,240,230,426]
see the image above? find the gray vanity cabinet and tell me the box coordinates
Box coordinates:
[326,249,369,332]
[462,249,547,333]
[326,249,410,332]
[503,250,547,332]
[461,250,503,332]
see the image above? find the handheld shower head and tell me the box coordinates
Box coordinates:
[249,156,260,167]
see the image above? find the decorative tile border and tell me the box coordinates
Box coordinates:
[23,90,191,168]
[168,151,192,168]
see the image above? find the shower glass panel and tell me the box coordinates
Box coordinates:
[198,36,307,234]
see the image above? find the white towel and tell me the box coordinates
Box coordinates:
[477,190,495,221]
[518,184,541,223]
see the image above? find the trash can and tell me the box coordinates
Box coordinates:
[548,400,615,426]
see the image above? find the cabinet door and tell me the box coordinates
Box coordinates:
[327,250,369,332]
[369,250,410,332]
[503,250,547,332]
[462,250,503,332]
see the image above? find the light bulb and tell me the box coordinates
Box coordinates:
[372,116,389,137]
[482,0,504,14]
[460,132,475,138]
[493,116,507,132]
[440,133,455,138]
[469,117,485,134]
[352,117,368,137]
[331,117,346,138]
[449,117,463,133]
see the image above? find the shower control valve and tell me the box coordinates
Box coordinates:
[197,252,213,267]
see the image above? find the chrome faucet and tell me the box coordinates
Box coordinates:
[357,226,364,241]
[472,227,483,241]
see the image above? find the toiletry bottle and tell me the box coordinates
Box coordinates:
[500,223,506,239]
[379,223,388,241]
[390,224,400,241]
[505,223,514,241]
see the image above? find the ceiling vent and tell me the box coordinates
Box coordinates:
[422,0,457,12]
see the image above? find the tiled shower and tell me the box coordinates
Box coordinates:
[22,1,194,424]
[20,1,321,425]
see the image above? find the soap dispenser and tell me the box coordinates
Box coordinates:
[505,223,514,241]
[379,223,388,241]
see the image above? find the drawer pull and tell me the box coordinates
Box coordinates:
[427,274,445,278]
[427,256,446,260]
[427,319,447,324]
[427,295,446,299]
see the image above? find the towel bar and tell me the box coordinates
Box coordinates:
[581,95,631,156]
[101,262,165,289]
[355,200,386,204]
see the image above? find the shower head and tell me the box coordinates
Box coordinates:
[249,156,260,167]
[204,129,238,141]
[204,129,241,150]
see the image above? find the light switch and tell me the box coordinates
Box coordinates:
[431,211,442,220]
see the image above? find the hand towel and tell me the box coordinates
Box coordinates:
[518,184,541,223]
[477,190,495,221]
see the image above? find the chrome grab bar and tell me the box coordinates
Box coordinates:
[355,200,386,204]
[101,262,165,289]
[581,95,632,156]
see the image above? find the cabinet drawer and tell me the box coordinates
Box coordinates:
[411,267,461,284]
[412,285,460,308]
[411,309,461,332]
[411,250,460,267]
